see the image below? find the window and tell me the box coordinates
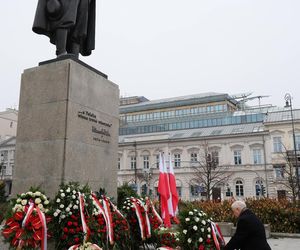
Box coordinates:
[130,156,136,170]
[255,180,263,196]
[234,150,242,165]
[190,153,198,163]
[253,149,262,164]
[190,185,200,197]
[295,135,300,151]
[274,165,284,179]
[0,164,6,176]
[176,187,182,197]
[1,150,8,162]
[143,156,149,169]
[235,180,244,197]
[174,154,181,167]
[211,151,219,166]
[156,155,159,168]
[273,137,282,152]
[118,158,120,169]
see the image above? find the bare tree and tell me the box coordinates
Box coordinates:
[189,143,233,201]
[273,145,300,203]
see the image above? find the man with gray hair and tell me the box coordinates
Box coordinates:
[225,200,271,250]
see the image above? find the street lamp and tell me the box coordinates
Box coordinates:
[0,153,4,180]
[284,93,300,199]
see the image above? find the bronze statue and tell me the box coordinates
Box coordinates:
[32,0,96,58]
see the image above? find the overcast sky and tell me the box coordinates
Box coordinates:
[1,0,300,111]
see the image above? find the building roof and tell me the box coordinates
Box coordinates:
[119,122,265,143]
[120,92,237,113]
[264,109,300,123]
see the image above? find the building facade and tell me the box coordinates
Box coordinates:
[0,108,18,142]
[118,93,300,201]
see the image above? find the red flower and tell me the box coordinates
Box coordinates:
[63,227,68,233]
[74,237,80,243]
[67,221,73,226]
[199,244,205,250]
[206,238,211,244]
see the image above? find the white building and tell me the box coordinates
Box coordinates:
[118,93,300,201]
[0,108,18,142]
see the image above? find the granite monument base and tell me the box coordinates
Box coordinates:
[12,58,119,199]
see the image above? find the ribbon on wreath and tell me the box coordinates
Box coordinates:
[102,197,114,245]
[78,192,91,243]
[131,198,151,240]
[210,222,225,250]
[145,197,163,225]
[91,193,114,245]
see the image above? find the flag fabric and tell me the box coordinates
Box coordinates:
[168,153,179,218]
[157,152,171,227]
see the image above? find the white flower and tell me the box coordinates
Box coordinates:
[66,207,70,212]
[21,193,26,197]
[42,195,47,200]
[60,189,64,192]
[56,198,61,203]
[56,209,61,213]
[122,206,126,209]
[66,188,71,193]
[54,212,58,217]
[44,200,49,205]
[199,237,203,242]
[76,200,79,204]
[207,234,211,238]
[195,217,200,222]
[35,198,42,204]
[72,195,76,199]
[176,238,180,241]
[27,191,33,196]
[185,217,190,222]
[201,228,204,232]
[61,214,66,219]
[207,227,211,232]
[193,225,198,231]
[61,193,65,197]
[45,209,49,213]
[73,190,76,194]
[38,204,44,209]
[202,220,206,225]
[69,212,72,215]
[16,198,22,203]
[193,209,198,212]
[183,229,187,234]
[126,207,130,210]
[73,205,78,210]
[60,204,65,209]
[35,191,41,196]
[187,238,192,244]
[189,211,193,215]
[21,199,27,206]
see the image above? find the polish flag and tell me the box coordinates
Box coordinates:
[168,154,179,220]
[157,152,171,227]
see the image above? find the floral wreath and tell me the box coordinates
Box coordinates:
[1,189,51,250]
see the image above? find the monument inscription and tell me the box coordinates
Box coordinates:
[77,110,112,144]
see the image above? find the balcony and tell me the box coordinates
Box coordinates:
[286,150,300,164]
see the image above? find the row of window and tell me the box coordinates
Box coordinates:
[119,113,265,135]
[118,149,264,170]
[0,150,15,162]
[139,179,264,198]
[121,104,228,123]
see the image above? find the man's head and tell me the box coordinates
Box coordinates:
[231,200,247,218]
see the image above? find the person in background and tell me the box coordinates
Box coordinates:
[225,200,271,250]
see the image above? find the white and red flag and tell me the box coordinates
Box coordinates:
[157,152,171,227]
[168,153,179,222]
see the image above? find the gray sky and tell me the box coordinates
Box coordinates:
[1,0,300,111]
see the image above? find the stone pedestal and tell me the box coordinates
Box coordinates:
[12,58,119,199]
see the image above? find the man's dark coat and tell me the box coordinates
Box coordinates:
[32,0,95,56]
[225,209,271,250]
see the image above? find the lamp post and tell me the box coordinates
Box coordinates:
[284,93,300,199]
[0,153,4,180]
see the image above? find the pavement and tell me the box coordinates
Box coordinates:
[224,237,300,250]
[0,235,299,249]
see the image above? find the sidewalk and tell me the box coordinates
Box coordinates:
[1,236,299,249]
[224,237,300,250]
